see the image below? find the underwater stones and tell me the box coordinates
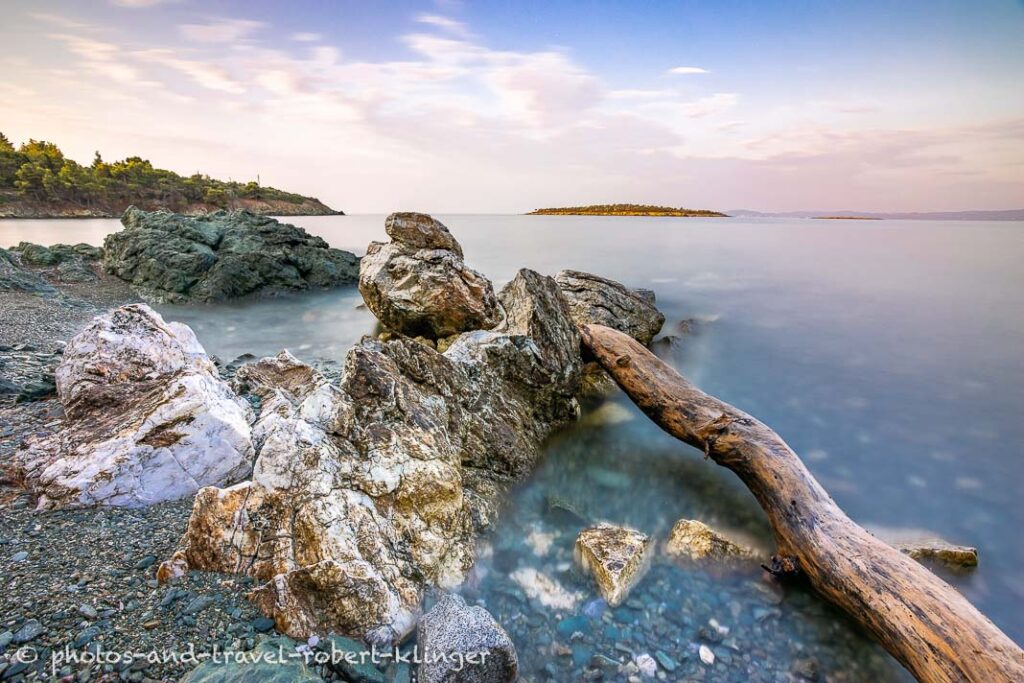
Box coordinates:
[103,207,359,302]
[417,593,518,683]
[663,520,755,563]
[358,212,500,339]
[170,265,582,644]
[574,523,652,607]
[554,270,665,345]
[15,304,253,509]
[509,567,583,610]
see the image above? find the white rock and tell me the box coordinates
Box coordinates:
[510,567,583,610]
[17,304,253,509]
[635,653,658,678]
[699,644,715,665]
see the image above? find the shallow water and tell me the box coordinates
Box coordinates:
[3,215,1022,679]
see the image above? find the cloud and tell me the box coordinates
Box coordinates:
[179,18,265,43]
[111,0,173,6]
[136,49,245,93]
[667,66,709,75]
[290,32,322,42]
[416,14,470,37]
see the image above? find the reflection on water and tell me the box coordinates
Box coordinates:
[3,215,1022,678]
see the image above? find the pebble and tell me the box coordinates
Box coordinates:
[182,595,215,615]
[635,653,657,678]
[654,650,677,672]
[699,644,715,665]
[10,550,28,562]
[78,603,98,620]
[252,616,275,633]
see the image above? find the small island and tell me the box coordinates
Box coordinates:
[813,215,882,220]
[528,203,728,217]
[0,132,341,218]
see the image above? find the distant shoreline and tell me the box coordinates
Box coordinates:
[528,204,728,217]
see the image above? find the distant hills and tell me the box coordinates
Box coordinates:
[529,204,727,217]
[0,133,341,218]
[728,209,1024,221]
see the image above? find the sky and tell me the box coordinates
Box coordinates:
[1,0,1022,213]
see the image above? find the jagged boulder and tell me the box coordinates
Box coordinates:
[15,304,254,509]
[0,249,56,295]
[102,207,359,302]
[417,593,518,683]
[574,523,651,606]
[167,268,580,644]
[358,213,500,339]
[554,270,665,345]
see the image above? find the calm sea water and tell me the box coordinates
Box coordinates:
[3,215,1022,679]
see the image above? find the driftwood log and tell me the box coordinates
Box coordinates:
[580,324,1024,683]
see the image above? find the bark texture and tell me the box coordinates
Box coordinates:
[580,323,1024,683]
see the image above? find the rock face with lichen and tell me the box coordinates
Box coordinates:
[574,523,652,606]
[169,259,581,643]
[358,213,501,339]
[663,519,755,562]
[102,207,359,303]
[15,304,254,509]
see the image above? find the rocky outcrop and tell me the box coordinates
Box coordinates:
[417,593,518,683]
[9,242,102,284]
[555,270,664,345]
[0,249,56,295]
[15,304,254,509]
[574,523,651,607]
[102,207,359,303]
[167,266,581,643]
[663,519,755,562]
[358,213,500,339]
[869,527,979,570]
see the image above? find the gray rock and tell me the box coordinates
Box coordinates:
[12,619,43,644]
[554,269,665,345]
[78,603,98,620]
[358,213,500,338]
[315,636,386,683]
[180,636,323,682]
[0,248,56,295]
[10,550,28,562]
[102,207,359,303]
[182,595,216,615]
[417,593,518,683]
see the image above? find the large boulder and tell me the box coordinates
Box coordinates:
[554,269,665,345]
[15,304,254,509]
[417,593,518,683]
[358,213,500,339]
[102,207,359,302]
[167,268,581,644]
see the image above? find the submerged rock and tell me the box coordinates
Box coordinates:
[102,207,359,302]
[574,523,652,607]
[168,260,581,642]
[16,304,254,509]
[359,213,500,339]
[417,593,518,683]
[663,519,755,562]
[554,269,665,345]
[180,636,323,682]
[869,527,979,570]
